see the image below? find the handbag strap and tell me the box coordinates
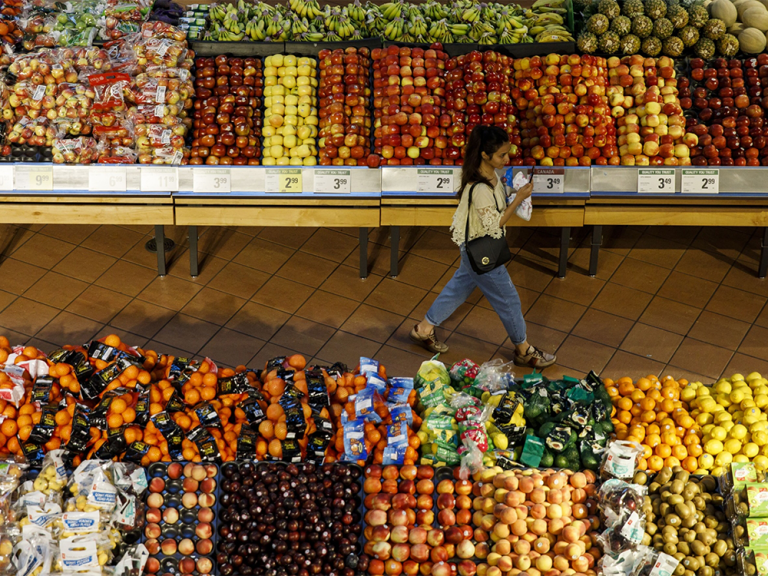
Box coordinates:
[464,180,503,242]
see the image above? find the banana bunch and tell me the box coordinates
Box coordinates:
[288,0,322,19]
[383,16,406,40]
[528,11,573,42]
[429,18,453,43]
[409,13,428,38]
[347,0,367,24]
[378,2,402,20]
[422,1,449,21]
[531,0,569,14]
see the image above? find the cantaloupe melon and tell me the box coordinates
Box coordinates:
[737,0,766,19]
[743,5,768,29]
[739,26,767,51]
[710,0,738,26]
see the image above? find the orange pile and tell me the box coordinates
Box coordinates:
[605,375,703,473]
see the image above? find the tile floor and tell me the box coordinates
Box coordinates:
[0,221,767,384]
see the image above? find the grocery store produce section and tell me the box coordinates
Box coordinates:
[0,331,768,576]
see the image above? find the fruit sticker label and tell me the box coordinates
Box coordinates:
[681,168,719,194]
[747,484,768,517]
[649,553,679,576]
[637,168,675,194]
[417,168,454,193]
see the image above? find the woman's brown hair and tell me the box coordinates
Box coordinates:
[459,125,510,196]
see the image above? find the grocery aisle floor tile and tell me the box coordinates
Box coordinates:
[1,222,768,383]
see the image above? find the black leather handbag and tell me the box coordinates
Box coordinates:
[464,181,511,275]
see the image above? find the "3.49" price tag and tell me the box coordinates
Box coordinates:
[417,168,454,193]
[638,168,675,193]
[265,168,302,193]
[193,168,231,193]
[681,168,719,194]
[532,168,564,193]
[313,169,351,194]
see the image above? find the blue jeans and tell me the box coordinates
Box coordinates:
[425,249,527,345]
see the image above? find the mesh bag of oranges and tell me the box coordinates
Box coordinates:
[605,375,704,474]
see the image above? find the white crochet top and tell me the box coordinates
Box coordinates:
[450,178,507,246]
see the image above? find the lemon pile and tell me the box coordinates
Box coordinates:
[683,372,768,475]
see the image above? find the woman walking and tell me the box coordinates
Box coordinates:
[409,125,556,369]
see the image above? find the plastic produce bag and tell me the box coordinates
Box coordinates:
[414,356,449,389]
[505,168,532,221]
[601,440,645,481]
[473,359,514,393]
[597,479,647,553]
[12,529,54,576]
[449,359,479,389]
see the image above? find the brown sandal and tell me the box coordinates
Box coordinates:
[409,325,449,354]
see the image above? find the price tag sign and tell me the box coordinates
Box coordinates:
[313,169,351,194]
[637,168,675,194]
[265,168,302,193]
[88,167,127,192]
[532,168,564,193]
[140,167,178,192]
[193,168,231,193]
[0,166,13,191]
[417,168,454,193]
[681,168,719,194]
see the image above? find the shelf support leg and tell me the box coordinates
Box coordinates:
[359,227,368,280]
[760,227,768,279]
[589,225,602,278]
[155,225,166,276]
[189,226,199,278]
[558,227,569,279]
[390,226,400,278]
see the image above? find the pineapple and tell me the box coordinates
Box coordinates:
[717,33,739,56]
[597,0,620,18]
[680,25,699,46]
[653,18,674,39]
[598,31,621,53]
[666,4,689,28]
[586,13,610,35]
[689,5,709,27]
[663,36,685,56]
[611,15,632,35]
[642,36,663,55]
[703,18,726,40]
[694,37,716,58]
[644,0,667,20]
[631,15,654,38]
[577,31,598,53]
[621,34,642,54]
[622,0,644,17]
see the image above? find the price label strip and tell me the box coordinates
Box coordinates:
[313,169,351,194]
[532,168,564,193]
[681,168,719,194]
[417,168,454,193]
[140,167,178,192]
[637,168,675,194]
[88,167,127,192]
[193,168,231,193]
[265,168,302,193]
[14,166,53,191]
[0,166,13,191]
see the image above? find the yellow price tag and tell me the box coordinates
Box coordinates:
[28,166,53,191]
[265,168,302,193]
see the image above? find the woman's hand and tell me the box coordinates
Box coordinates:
[516,182,533,200]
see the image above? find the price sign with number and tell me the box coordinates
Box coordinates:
[140,167,178,192]
[89,167,127,192]
[637,168,675,193]
[265,168,302,193]
[17,166,53,191]
[532,168,564,193]
[193,168,231,193]
[0,166,13,191]
[681,168,719,194]
[313,169,351,194]
[417,168,454,193]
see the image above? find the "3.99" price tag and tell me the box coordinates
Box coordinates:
[681,168,719,194]
[417,168,454,193]
[140,167,178,192]
[532,168,564,193]
[638,168,675,193]
[313,169,351,194]
[193,168,231,193]
[89,167,127,192]
[265,168,302,193]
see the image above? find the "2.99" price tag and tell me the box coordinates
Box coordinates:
[417,168,454,193]
[265,168,302,193]
[193,168,231,193]
[681,168,719,194]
